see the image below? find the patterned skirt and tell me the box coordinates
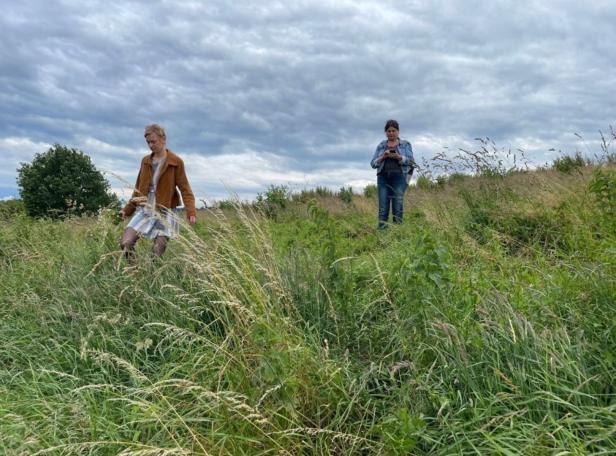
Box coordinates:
[127,207,179,239]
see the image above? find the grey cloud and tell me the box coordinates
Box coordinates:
[1,0,615,200]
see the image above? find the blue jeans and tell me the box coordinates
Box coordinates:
[377,172,407,229]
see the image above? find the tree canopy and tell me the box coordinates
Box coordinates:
[17,144,116,218]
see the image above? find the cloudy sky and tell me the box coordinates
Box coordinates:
[1,0,615,204]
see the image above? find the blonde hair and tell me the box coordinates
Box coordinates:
[144,124,166,139]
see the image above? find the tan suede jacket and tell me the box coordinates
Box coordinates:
[122,149,196,219]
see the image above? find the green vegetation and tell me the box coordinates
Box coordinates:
[363,184,377,199]
[0,199,25,221]
[1,157,615,454]
[17,144,117,218]
[293,186,335,201]
[416,175,436,190]
[338,186,354,204]
[256,184,291,218]
[552,152,587,174]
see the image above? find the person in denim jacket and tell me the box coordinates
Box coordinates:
[370,119,414,229]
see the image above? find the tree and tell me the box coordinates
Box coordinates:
[17,144,116,218]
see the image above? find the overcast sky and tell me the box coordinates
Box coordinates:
[1,0,615,204]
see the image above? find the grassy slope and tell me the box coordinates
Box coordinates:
[0,166,614,455]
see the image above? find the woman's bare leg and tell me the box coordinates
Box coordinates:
[153,235,169,257]
[120,227,140,260]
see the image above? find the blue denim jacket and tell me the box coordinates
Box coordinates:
[370,139,415,175]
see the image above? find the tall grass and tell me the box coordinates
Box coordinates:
[1,162,615,454]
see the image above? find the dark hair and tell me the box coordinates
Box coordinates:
[384,119,399,131]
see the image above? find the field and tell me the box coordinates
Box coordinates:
[1,161,615,454]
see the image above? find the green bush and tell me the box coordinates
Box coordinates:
[552,152,586,174]
[256,184,290,218]
[338,186,353,204]
[416,175,436,190]
[363,184,377,198]
[17,144,116,218]
[315,186,334,197]
[447,172,468,184]
[216,199,236,210]
[292,186,333,203]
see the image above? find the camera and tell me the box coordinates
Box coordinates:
[388,149,396,154]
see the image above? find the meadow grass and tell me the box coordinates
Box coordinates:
[0,164,614,455]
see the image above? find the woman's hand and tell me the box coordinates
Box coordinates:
[381,151,402,162]
[380,151,393,162]
[130,196,148,206]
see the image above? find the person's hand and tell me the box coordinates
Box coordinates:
[188,215,196,226]
[130,196,147,206]
[380,150,402,162]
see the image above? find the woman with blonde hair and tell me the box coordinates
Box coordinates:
[119,124,196,258]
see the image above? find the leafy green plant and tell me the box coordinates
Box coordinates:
[255,184,290,218]
[589,167,616,215]
[375,407,426,454]
[306,199,339,266]
[588,167,616,233]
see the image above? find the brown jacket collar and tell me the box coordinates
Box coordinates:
[142,149,181,167]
